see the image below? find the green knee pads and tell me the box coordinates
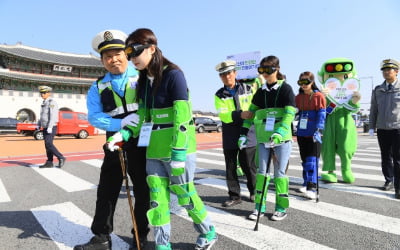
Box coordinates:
[146,175,170,226]
[274,176,289,210]
[254,173,270,212]
[169,182,207,224]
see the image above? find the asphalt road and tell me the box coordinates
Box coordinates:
[0,133,399,250]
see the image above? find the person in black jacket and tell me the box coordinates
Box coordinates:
[214,60,257,207]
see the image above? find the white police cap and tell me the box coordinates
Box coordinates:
[38,85,52,92]
[380,59,399,70]
[215,60,236,74]
[91,30,127,54]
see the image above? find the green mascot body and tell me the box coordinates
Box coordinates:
[318,58,360,183]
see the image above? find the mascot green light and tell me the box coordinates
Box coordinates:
[318,58,361,183]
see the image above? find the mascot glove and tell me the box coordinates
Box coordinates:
[121,113,139,128]
[238,135,248,150]
[313,129,323,143]
[351,91,361,104]
[171,160,185,176]
[47,127,52,134]
[270,133,283,147]
[107,132,124,152]
[368,129,374,136]
[321,87,330,96]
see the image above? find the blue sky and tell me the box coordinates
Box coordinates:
[1,0,399,113]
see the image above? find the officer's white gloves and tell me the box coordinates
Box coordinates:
[121,113,139,128]
[238,135,248,150]
[368,129,374,136]
[351,91,361,104]
[107,132,123,151]
[47,127,52,134]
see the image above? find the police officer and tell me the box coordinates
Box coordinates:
[214,60,257,207]
[369,59,400,199]
[37,85,66,168]
[73,30,149,250]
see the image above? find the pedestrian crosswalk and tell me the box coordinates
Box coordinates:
[1,139,399,249]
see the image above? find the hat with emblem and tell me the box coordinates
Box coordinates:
[215,60,236,74]
[38,85,52,93]
[91,30,127,54]
[380,59,399,70]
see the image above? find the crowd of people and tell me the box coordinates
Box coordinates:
[70,28,399,250]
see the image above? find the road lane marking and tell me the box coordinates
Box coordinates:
[31,202,129,250]
[0,178,11,202]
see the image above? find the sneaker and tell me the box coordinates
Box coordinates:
[305,190,316,200]
[58,157,66,168]
[271,211,287,221]
[39,161,54,168]
[195,226,217,250]
[247,209,264,221]
[382,181,394,191]
[222,198,242,207]
[73,235,111,250]
[298,186,307,193]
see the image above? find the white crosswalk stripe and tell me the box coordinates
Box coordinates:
[1,137,399,249]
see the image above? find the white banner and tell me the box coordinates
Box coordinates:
[227,51,261,80]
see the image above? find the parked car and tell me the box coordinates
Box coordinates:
[0,117,19,134]
[17,111,96,140]
[194,117,222,133]
[292,114,299,136]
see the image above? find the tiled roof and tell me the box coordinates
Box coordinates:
[0,69,94,85]
[0,43,103,67]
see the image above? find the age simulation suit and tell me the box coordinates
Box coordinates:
[120,67,216,250]
[241,80,296,217]
[214,80,257,202]
[86,65,150,244]
[295,90,326,193]
[318,58,360,183]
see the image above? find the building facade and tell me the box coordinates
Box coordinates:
[0,43,106,122]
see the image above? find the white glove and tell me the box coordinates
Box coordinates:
[238,135,248,150]
[368,129,374,136]
[107,132,123,151]
[121,113,139,128]
[351,91,361,104]
[47,127,52,133]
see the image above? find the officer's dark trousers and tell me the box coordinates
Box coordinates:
[377,129,400,190]
[223,146,257,199]
[43,126,63,161]
[91,138,150,238]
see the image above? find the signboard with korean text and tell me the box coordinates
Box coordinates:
[322,77,360,107]
[226,51,261,80]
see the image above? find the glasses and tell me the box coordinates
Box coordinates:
[219,69,234,76]
[125,43,151,60]
[297,79,313,86]
[257,66,276,75]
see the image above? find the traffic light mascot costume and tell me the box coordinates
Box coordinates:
[107,28,217,250]
[318,58,361,183]
[239,55,296,221]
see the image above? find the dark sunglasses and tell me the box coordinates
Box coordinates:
[40,92,49,95]
[125,44,152,60]
[257,66,276,75]
[297,79,313,86]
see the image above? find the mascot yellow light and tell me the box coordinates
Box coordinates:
[318,58,361,183]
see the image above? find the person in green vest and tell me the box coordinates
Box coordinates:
[239,55,296,221]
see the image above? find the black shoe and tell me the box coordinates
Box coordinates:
[395,190,400,199]
[382,181,394,191]
[129,235,148,250]
[222,198,242,207]
[58,157,66,168]
[39,161,54,168]
[74,235,111,250]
